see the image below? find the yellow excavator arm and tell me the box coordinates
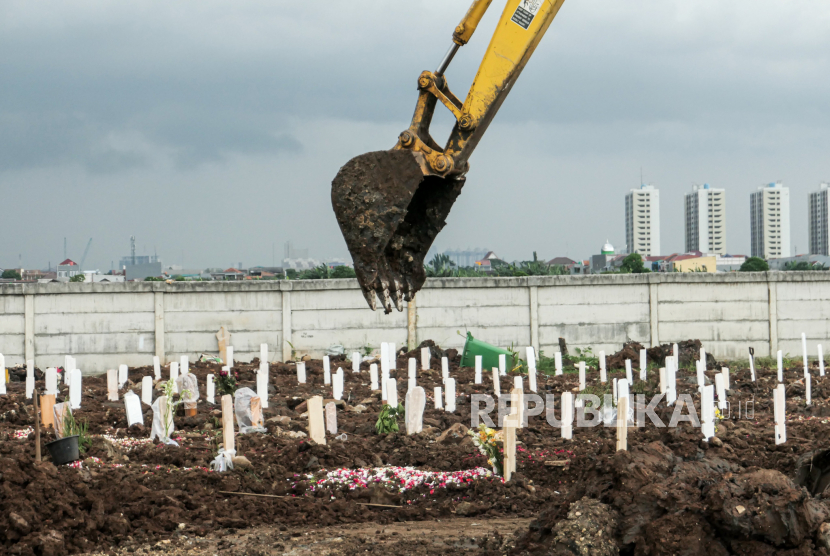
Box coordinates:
[400,0,567,178]
[332,0,567,312]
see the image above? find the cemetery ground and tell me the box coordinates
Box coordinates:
[4,342,830,555]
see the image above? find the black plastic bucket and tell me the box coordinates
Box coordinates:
[45,435,80,465]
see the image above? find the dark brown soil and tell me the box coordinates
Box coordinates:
[2,342,830,555]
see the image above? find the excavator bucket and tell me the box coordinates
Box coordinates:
[331,149,464,313]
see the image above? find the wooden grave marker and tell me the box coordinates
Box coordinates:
[325,401,337,435]
[107,369,118,401]
[308,395,326,445]
[250,396,264,429]
[405,387,425,435]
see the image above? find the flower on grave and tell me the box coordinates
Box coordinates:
[469,424,504,476]
[219,369,228,377]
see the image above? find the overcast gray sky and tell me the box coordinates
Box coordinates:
[2,0,829,271]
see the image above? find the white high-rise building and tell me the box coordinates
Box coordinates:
[625,185,660,256]
[809,183,830,255]
[684,184,726,254]
[750,182,790,259]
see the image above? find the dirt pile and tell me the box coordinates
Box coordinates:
[606,339,718,370]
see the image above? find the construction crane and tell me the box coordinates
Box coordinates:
[79,238,93,271]
[331,0,566,313]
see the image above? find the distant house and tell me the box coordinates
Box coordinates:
[57,259,81,282]
[211,268,245,281]
[548,257,577,270]
[474,251,504,272]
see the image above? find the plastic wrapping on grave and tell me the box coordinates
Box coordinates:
[325,344,346,356]
[210,448,236,472]
[53,402,71,440]
[176,373,200,408]
[150,396,179,446]
[234,387,266,434]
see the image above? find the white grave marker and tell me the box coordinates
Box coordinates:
[802,333,809,376]
[26,361,34,399]
[561,392,574,439]
[64,356,74,385]
[70,369,82,408]
[380,343,390,380]
[352,352,361,373]
[499,353,507,376]
[386,378,398,407]
[308,396,326,445]
[434,386,443,409]
[370,363,379,391]
[226,346,234,367]
[513,375,523,391]
[673,343,679,361]
[260,343,268,365]
[612,377,618,403]
[258,363,269,408]
[323,356,331,385]
[807,373,812,406]
[421,347,430,370]
[599,350,606,383]
[107,369,118,401]
[181,355,189,375]
[333,369,344,400]
[170,362,179,393]
[474,356,482,385]
[142,376,153,405]
[625,360,633,385]
[701,384,715,439]
[297,362,306,384]
[527,347,537,393]
[749,348,756,382]
[405,386,426,435]
[124,391,144,427]
[119,364,128,387]
[700,347,706,372]
[325,401,337,435]
[774,383,786,445]
[777,350,784,382]
[659,367,666,395]
[207,374,215,404]
[492,368,500,398]
[441,357,449,382]
[722,367,730,390]
[0,353,5,395]
[408,358,417,383]
[666,356,677,406]
[153,356,161,380]
[715,373,727,411]
[695,359,705,393]
[444,378,455,412]
[616,396,628,451]
[45,368,58,395]
[820,345,826,377]
[579,361,586,391]
[639,349,647,380]
[554,352,563,376]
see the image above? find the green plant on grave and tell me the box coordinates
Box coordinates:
[161,378,191,441]
[215,367,238,397]
[572,347,599,370]
[362,342,373,357]
[286,340,297,361]
[375,403,404,435]
[62,411,92,454]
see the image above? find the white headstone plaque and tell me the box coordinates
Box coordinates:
[325,401,337,435]
[308,396,326,445]
[226,346,234,368]
[70,369,82,409]
[142,376,153,405]
[258,363,269,408]
[599,351,606,383]
[445,378,456,412]
[323,355,331,385]
[434,386,443,409]
[107,369,118,401]
[207,374,215,404]
[475,356,482,384]
[441,357,449,382]
[554,352,562,376]
[124,391,144,427]
[333,368,344,400]
[153,356,161,380]
[297,362,306,384]
[499,353,506,376]
[492,368,500,398]
[119,364,128,387]
[45,368,58,395]
[405,386,426,435]
[421,347,430,370]
[386,378,398,407]
[352,352,361,373]
[370,363,379,390]
[639,349,647,381]
[181,355,189,375]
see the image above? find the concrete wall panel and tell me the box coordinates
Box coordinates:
[34,293,154,314]
[658,301,769,323]
[164,292,282,312]
[165,311,282,333]
[538,285,648,306]
[539,303,649,325]
[34,313,155,335]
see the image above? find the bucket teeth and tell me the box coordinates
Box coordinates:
[331,149,465,312]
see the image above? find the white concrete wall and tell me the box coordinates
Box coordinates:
[2,272,829,373]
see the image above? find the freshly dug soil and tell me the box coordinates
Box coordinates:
[2,341,830,555]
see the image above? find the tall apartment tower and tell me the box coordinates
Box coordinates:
[750,182,790,259]
[625,184,661,256]
[684,184,726,254]
[809,183,830,255]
